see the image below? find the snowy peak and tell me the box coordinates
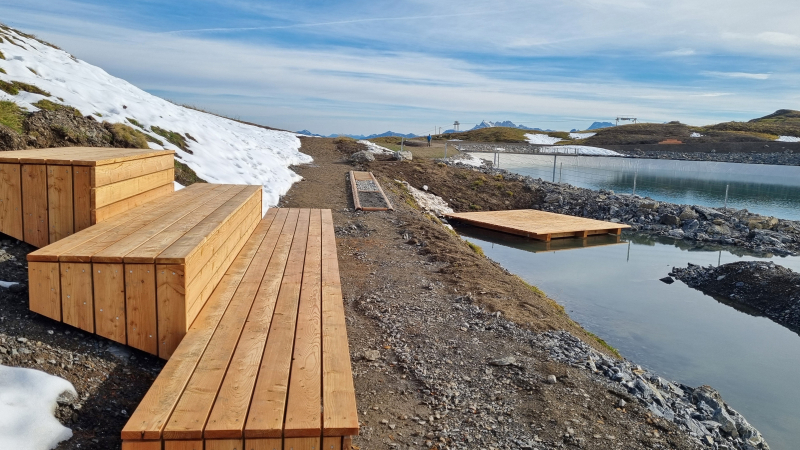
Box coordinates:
[0,24,310,210]
[469,120,552,132]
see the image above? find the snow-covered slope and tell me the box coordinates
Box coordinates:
[0,27,311,213]
[525,133,563,145]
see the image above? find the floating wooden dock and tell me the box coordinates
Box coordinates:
[349,171,393,211]
[445,209,630,242]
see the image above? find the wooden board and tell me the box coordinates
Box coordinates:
[0,147,174,165]
[93,154,174,187]
[73,166,92,232]
[126,264,158,354]
[445,209,630,242]
[29,262,61,321]
[47,165,74,243]
[92,168,175,209]
[60,262,94,332]
[22,164,48,247]
[93,183,175,224]
[349,171,394,212]
[0,163,22,240]
[93,262,126,344]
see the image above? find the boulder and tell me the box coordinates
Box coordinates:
[679,207,699,220]
[694,205,723,220]
[640,200,659,210]
[544,193,562,204]
[712,407,739,438]
[682,219,700,233]
[393,150,413,161]
[350,150,375,163]
[660,214,681,226]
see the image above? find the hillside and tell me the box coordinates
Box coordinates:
[0,24,311,210]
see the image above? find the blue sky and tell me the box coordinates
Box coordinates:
[2,0,800,135]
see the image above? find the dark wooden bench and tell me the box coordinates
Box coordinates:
[121,208,359,450]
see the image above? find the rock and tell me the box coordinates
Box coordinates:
[544,193,562,204]
[489,356,516,366]
[707,223,731,235]
[713,407,739,438]
[363,349,381,361]
[659,276,675,284]
[23,108,114,148]
[617,399,626,408]
[682,219,699,233]
[640,201,659,210]
[546,375,557,384]
[56,390,78,406]
[679,208,699,220]
[350,151,375,163]
[660,214,681,226]
[694,205,723,219]
[393,150,413,161]
[668,229,685,238]
[0,124,27,150]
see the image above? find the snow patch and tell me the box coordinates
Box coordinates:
[525,133,563,145]
[174,181,185,191]
[0,365,77,450]
[690,132,704,138]
[396,181,453,217]
[776,136,800,142]
[447,152,487,167]
[539,146,622,156]
[0,28,311,214]
[0,281,19,288]
[568,132,596,139]
[358,140,393,154]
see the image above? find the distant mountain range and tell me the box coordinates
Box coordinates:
[295,130,418,139]
[466,120,554,132]
[587,121,614,130]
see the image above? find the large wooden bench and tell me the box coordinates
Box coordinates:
[0,147,175,247]
[121,208,359,450]
[27,183,262,358]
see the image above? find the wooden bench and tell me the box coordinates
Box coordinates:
[27,183,262,358]
[121,208,359,450]
[0,147,175,247]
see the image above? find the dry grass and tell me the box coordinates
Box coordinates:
[0,100,24,133]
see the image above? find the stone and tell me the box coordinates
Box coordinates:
[544,193,562,204]
[546,375,557,384]
[679,208,699,220]
[682,219,700,233]
[489,356,516,366]
[660,214,681,226]
[668,229,685,238]
[659,276,675,284]
[350,150,375,163]
[713,407,739,437]
[393,150,413,161]
[617,399,626,408]
[640,201,659,210]
[363,349,381,361]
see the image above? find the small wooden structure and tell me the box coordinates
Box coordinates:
[445,209,629,242]
[121,209,358,450]
[349,171,393,211]
[28,184,262,358]
[0,147,175,247]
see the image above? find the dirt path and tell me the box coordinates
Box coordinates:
[280,137,702,449]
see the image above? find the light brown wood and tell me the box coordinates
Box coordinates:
[320,210,359,437]
[283,438,321,450]
[73,166,92,232]
[323,437,343,450]
[0,163,22,240]
[22,164,48,247]
[284,209,322,438]
[343,436,352,449]
[60,263,94,332]
[156,264,186,360]
[164,441,203,450]
[349,172,361,211]
[126,264,158,354]
[0,147,175,166]
[244,209,311,438]
[369,172,393,211]
[93,154,174,187]
[93,183,175,224]
[121,217,274,441]
[47,165,74,243]
[93,263,126,344]
[92,168,174,209]
[245,439,282,450]
[122,441,162,450]
[444,209,631,241]
[205,439,243,450]
[28,262,61,320]
[204,209,295,439]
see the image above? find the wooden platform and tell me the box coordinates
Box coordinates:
[121,208,358,450]
[27,183,262,358]
[445,209,630,241]
[349,171,393,211]
[0,147,175,247]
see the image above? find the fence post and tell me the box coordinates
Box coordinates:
[444,142,448,159]
[724,184,729,209]
[552,154,557,182]
[559,162,562,183]
[632,169,638,196]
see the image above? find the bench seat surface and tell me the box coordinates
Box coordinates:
[121,208,358,450]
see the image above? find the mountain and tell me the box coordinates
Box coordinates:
[587,121,614,130]
[469,120,552,132]
[297,130,418,139]
[0,24,309,209]
[295,129,324,137]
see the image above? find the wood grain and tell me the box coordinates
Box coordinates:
[60,262,94,332]
[28,262,61,320]
[93,154,174,187]
[73,166,92,232]
[92,168,174,209]
[22,164,48,247]
[126,264,158,354]
[93,263,126,344]
[93,183,174,224]
[0,163,22,240]
[47,165,74,243]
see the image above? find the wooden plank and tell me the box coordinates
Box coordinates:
[92,154,174,187]
[92,168,175,209]
[0,163,22,240]
[369,172,394,211]
[93,263,126,344]
[205,440,243,450]
[245,439,282,450]
[244,209,311,438]
[156,264,185,360]
[164,441,203,450]
[47,164,74,243]
[60,263,94,333]
[323,437,343,450]
[121,215,275,441]
[16,147,133,165]
[284,438,321,450]
[343,436,352,449]
[73,166,92,232]
[93,184,230,263]
[28,184,204,262]
[321,209,359,437]
[163,210,293,438]
[349,172,361,211]
[124,186,247,263]
[32,147,175,166]
[284,209,323,438]
[93,183,175,224]
[28,262,61,321]
[126,264,158,355]
[122,441,162,450]
[22,164,48,248]
[203,209,296,439]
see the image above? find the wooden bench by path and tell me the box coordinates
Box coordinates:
[0,147,175,247]
[27,183,262,358]
[121,208,359,450]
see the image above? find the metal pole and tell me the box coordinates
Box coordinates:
[552,154,557,182]
[401,137,404,152]
[497,152,500,169]
[559,162,562,183]
[724,184,729,209]
[444,142,448,159]
[632,169,638,196]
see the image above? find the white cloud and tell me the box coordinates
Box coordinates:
[702,71,771,80]
[663,48,696,56]
[757,32,800,48]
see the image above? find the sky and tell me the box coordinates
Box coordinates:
[2,0,800,135]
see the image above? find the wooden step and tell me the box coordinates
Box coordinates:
[121,209,359,450]
[0,147,175,247]
[27,183,262,358]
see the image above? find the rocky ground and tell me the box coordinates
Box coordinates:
[671,261,800,335]
[440,159,800,257]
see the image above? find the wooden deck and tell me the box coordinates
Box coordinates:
[349,171,393,211]
[445,209,630,241]
[0,147,175,247]
[121,208,358,450]
[27,183,262,358]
